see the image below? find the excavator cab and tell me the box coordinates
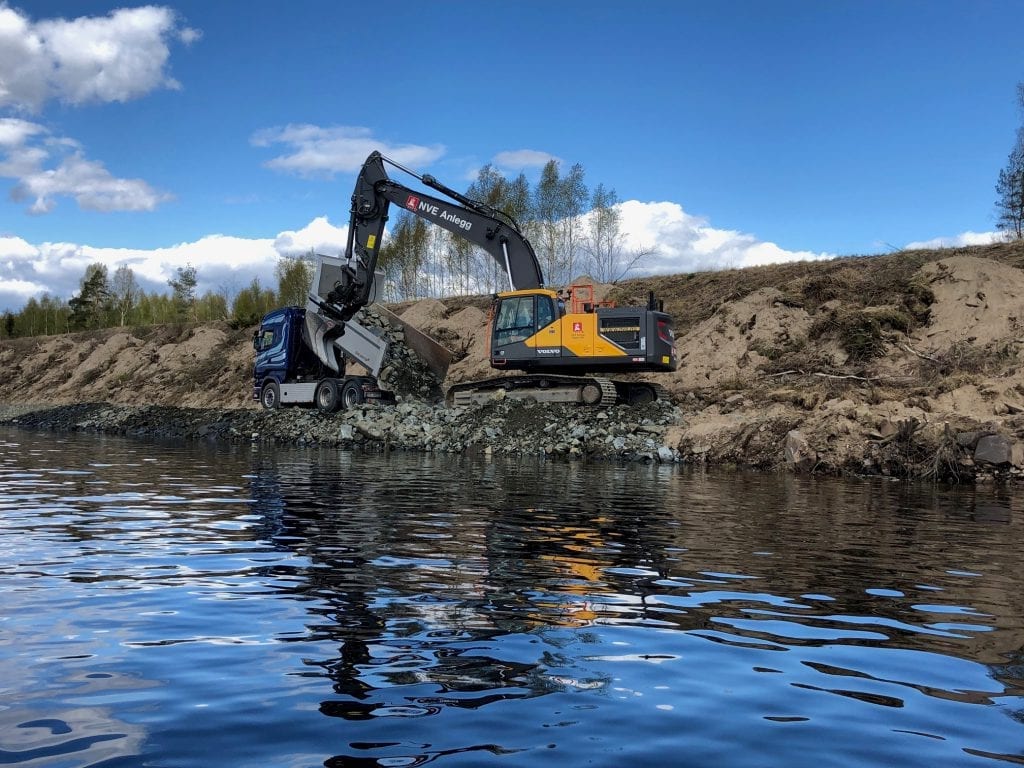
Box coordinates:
[491,289,562,368]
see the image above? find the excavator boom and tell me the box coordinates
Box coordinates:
[317,151,543,324]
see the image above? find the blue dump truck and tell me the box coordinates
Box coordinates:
[252,304,391,413]
[252,256,451,413]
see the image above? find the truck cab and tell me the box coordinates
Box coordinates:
[253,307,320,408]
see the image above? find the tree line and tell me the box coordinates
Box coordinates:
[996,82,1024,239]
[1,257,316,340]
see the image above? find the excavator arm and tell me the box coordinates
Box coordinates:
[316,151,544,323]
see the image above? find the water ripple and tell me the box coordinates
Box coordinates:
[1,430,1023,766]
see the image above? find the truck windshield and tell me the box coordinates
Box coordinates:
[256,327,276,351]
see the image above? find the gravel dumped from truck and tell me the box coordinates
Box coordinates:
[354,307,444,401]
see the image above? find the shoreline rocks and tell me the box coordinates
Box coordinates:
[3,394,1022,484]
[0,398,685,464]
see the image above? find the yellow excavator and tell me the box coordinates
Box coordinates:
[253,152,676,412]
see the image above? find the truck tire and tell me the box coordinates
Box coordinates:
[341,379,366,409]
[260,380,281,410]
[315,379,341,414]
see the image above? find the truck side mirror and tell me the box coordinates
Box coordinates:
[252,330,260,351]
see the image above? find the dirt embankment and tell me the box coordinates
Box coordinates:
[4,241,1024,481]
[0,322,256,409]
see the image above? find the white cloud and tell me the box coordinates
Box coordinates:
[904,230,1003,250]
[0,3,196,111]
[0,4,192,214]
[273,216,349,257]
[0,218,355,310]
[492,149,561,169]
[252,124,445,177]
[0,277,47,295]
[617,200,834,274]
[0,119,170,213]
[0,234,35,259]
[0,117,44,147]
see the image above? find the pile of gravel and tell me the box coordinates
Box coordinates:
[354,307,443,401]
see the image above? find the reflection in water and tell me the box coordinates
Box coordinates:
[0,429,1022,767]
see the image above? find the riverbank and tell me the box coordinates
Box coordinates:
[1,389,1021,483]
[0,398,684,464]
[3,242,1024,482]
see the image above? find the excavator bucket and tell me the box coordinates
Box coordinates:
[372,303,453,382]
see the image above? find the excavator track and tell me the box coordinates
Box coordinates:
[446,374,663,407]
[593,377,618,405]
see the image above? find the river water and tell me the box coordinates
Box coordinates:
[1,427,1022,767]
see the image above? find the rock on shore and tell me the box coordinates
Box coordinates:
[0,397,684,463]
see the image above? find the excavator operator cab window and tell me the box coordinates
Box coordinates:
[494,296,537,345]
[536,296,555,330]
[494,294,558,346]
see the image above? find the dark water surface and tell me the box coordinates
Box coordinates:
[1,428,1023,767]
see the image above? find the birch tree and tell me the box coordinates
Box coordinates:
[276,252,317,306]
[533,160,564,284]
[111,266,140,326]
[560,163,588,281]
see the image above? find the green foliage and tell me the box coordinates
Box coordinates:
[2,261,231,339]
[275,253,316,306]
[195,291,228,322]
[230,277,277,327]
[168,264,198,320]
[111,265,140,327]
[68,263,112,330]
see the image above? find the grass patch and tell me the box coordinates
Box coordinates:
[920,340,1020,379]
[809,309,888,362]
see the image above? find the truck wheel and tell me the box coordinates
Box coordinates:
[315,380,341,413]
[341,380,366,409]
[260,380,281,410]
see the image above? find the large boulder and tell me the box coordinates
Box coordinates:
[974,434,1024,467]
[784,429,817,472]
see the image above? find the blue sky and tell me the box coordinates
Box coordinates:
[0,0,1022,310]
